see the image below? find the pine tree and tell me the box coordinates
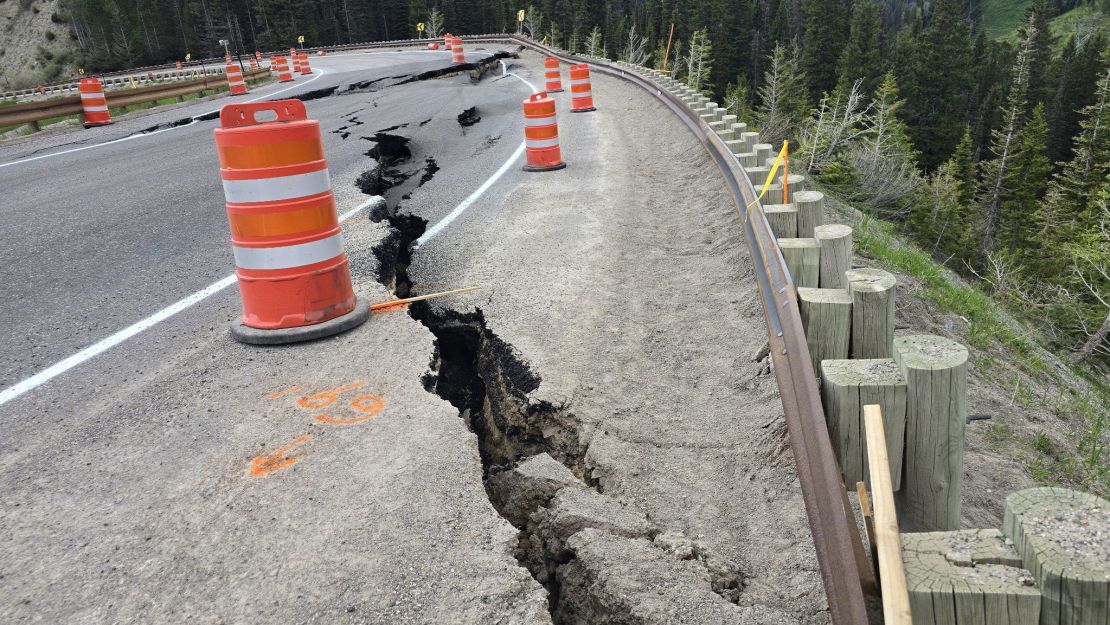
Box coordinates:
[977,15,1038,259]
[756,42,808,143]
[898,0,973,170]
[950,128,976,207]
[836,0,884,97]
[1020,0,1057,111]
[724,77,753,121]
[864,72,916,162]
[684,28,713,94]
[1046,33,1108,165]
[800,0,850,99]
[1000,103,1051,255]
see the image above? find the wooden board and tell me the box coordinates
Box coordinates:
[864,405,913,625]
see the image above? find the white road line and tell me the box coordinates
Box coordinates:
[415,70,538,248]
[0,194,379,408]
[0,66,541,407]
[0,68,328,170]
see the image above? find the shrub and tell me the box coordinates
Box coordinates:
[44,30,55,40]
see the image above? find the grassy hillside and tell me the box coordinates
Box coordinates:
[0,0,74,90]
[984,0,1110,41]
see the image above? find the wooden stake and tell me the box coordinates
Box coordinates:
[863,404,912,625]
[663,23,675,72]
[856,481,879,576]
[370,286,480,312]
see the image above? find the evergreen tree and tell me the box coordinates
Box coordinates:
[1020,0,1057,111]
[950,127,977,207]
[864,71,916,162]
[976,15,1038,259]
[897,0,973,170]
[1046,33,1108,165]
[1000,104,1051,254]
[756,41,808,143]
[800,0,850,99]
[836,0,884,97]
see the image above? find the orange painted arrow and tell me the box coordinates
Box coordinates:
[249,434,312,477]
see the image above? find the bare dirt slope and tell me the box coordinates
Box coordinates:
[0,0,71,90]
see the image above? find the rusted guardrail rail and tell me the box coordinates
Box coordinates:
[0,68,268,130]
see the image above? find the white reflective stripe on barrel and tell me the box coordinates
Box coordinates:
[526,137,560,149]
[82,105,109,112]
[523,116,556,127]
[572,91,592,99]
[79,92,104,100]
[233,233,343,270]
[570,78,590,86]
[222,168,331,204]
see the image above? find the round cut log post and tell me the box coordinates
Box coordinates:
[780,238,820,288]
[753,143,772,164]
[745,165,771,188]
[846,268,896,359]
[820,358,906,488]
[794,190,826,238]
[893,334,968,532]
[739,152,759,168]
[816,224,853,290]
[798,287,851,376]
[778,173,807,204]
[739,131,760,153]
[763,204,798,239]
[902,529,1041,625]
[1003,487,1109,625]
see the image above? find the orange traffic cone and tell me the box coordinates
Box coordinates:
[522,92,565,172]
[78,77,111,127]
[544,57,563,92]
[213,100,370,344]
[569,64,596,112]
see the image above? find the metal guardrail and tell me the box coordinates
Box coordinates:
[0,68,268,128]
[460,34,871,624]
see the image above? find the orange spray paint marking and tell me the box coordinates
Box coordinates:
[266,385,304,399]
[313,394,386,425]
[249,434,312,477]
[296,381,365,410]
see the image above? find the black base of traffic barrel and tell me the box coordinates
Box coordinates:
[523,162,567,173]
[570,107,597,113]
[546,88,564,93]
[83,122,113,128]
[230,297,371,346]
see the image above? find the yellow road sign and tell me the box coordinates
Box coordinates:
[185,53,191,61]
[78,68,85,75]
[297,35,305,43]
[417,22,425,32]
[517,9,525,22]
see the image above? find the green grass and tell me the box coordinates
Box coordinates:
[989,1,1110,41]
[982,0,1033,39]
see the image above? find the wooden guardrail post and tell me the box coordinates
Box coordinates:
[1003,487,1109,625]
[764,204,798,238]
[794,190,825,237]
[893,335,968,532]
[780,238,821,288]
[822,361,906,488]
[846,268,896,358]
[815,224,852,290]
[798,288,851,375]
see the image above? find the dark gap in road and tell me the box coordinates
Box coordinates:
[419,157,439,186]
[397,51,516,86]
[457,106,481,127]
[292,86,340,101]
[355,133,416,196]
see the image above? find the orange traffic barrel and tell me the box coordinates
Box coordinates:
[255,51,262,63]
[298,53,312,75]
[291,54,303,74]
[78,77,111,127]
[544,57,563,92]
[226,62,248,95]
[522,92,565,172]
[444,33,453,50]
[176,61,183,70]
[224,54,231,63]
[249,57,259,69]
[427,42,440,50]
[452,38,465,63]
[272,55,293,82]
[213,100,369,345]
[317,50,327,56]
[569,64,595,112]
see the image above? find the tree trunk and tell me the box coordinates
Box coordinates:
[1070,307,1110,363]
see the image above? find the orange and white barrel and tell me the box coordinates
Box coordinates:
[544,57,563,92]
[213,100,369,344]
[273,56,293,82]
[569,64,595,112]
[249,57,259,69]
[291,54,303,73]
[176,61,183,70]
[522,92,565,172]
[78,77,111,127]
[444,33,453,50]
[427,42,440,50]
[317,50,327,56]
[255,51,262,63]
[298,53,312,75]
[226,62,248,95]
[452,37,465,64]
[225,54,232,63]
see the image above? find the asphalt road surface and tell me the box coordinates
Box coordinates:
[0,48,821,624]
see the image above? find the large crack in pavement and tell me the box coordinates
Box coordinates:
[367,194,754,625]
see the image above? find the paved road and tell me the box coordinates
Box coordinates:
[0,49,821,624]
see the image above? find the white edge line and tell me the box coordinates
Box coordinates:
[0,67,540,406]
[0,193,378,407]
[414,70,538,248]
[0,68,328,170]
